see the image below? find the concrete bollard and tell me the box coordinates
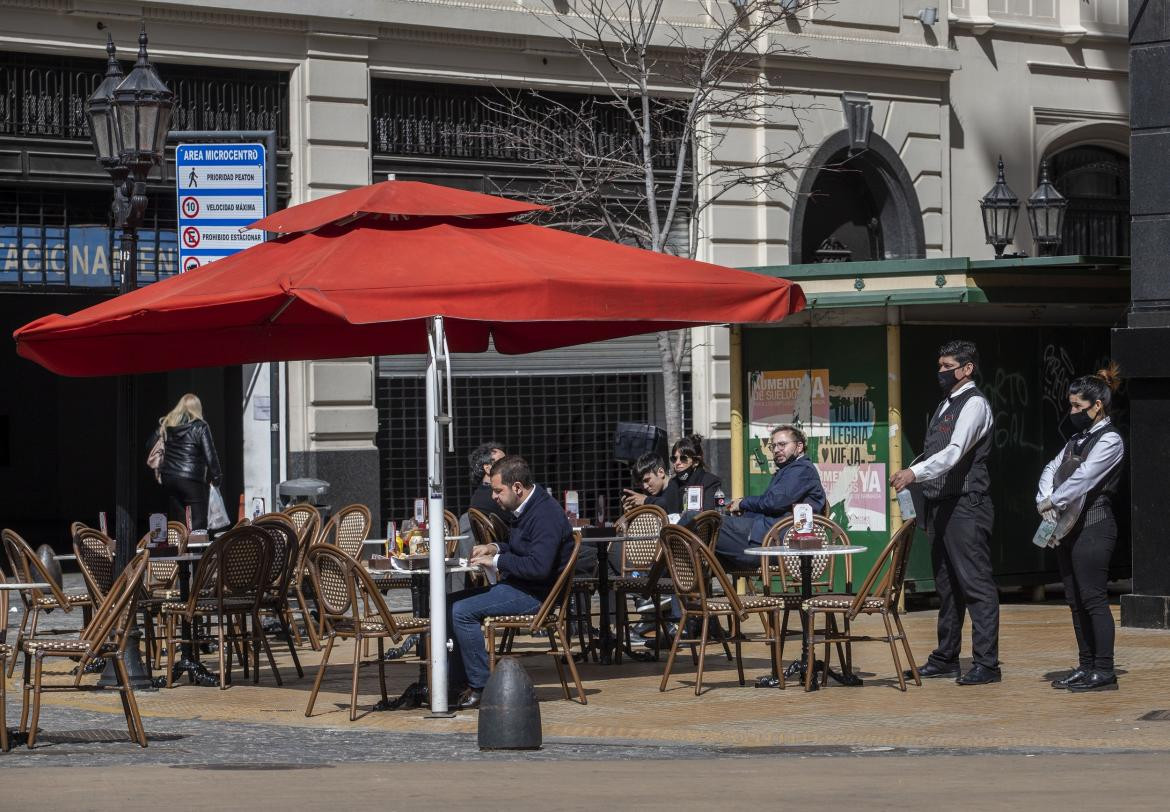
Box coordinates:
[37,543,64,589]
[477,657,542,750]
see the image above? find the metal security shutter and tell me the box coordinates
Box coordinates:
[377,334,689,377]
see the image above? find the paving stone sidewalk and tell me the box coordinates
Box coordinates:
[4,598,1170,764]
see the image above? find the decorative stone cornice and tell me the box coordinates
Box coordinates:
[377,24,525,52]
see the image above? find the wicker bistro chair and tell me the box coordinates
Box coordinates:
[252,514,304,678]
[284,504,322,548]
[689,510,723,552]
[483,534,587,705]
[755,515,855,669]
[319,504,373,559]
[304,545,431,721]
[487,513,510,547]
[160,526,276,689]
[612,505,671,663]
[803,519,920,691]
[658,525,788,696]
[284,509,324,650]
[2,529,92,678]
[18,551,150,749]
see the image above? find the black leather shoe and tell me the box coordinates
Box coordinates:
[1067,670,1118,692]
[956,664,1002,685]
[906,661,959,679]
[457,688,483,710]
[1051,668,1090,689]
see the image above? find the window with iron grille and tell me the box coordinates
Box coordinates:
[0,51,290,148]
[371,78,684,170]
[1,52,291,291]
[376,372,692,525]
[1050,146,1129,257]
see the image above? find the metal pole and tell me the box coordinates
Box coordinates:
[114,228,139,572]
[427,316,451,715]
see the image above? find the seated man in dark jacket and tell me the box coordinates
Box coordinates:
[715,425,826,570]
[447,455,575,710]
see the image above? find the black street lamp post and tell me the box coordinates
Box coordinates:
[1026,158,1068,256]
[85,24,173,689]
[979,156,1021,259]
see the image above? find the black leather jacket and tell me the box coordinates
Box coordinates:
[156,419,222,486]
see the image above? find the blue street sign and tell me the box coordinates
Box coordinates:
[176,142,267,272]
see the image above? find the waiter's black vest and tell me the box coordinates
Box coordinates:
[920,386,992,500]
[1064,424,1123,525]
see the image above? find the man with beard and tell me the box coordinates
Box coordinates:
[714,425,826,571]
[447,455,575,709]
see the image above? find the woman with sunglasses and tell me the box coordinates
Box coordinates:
[668,434,724,512]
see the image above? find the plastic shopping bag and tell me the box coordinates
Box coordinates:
[207,485,231,530]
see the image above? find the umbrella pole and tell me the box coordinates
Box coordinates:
[426,315,452,716]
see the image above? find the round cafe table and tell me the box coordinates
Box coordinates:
[745,544,866,691]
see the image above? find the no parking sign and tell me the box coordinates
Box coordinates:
[176,143,267,271]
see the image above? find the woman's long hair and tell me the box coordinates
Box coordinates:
[161,393,205,430]
[671,433,707,471]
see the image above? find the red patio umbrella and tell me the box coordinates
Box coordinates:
[12,180,804,713]
[13,181,803,376]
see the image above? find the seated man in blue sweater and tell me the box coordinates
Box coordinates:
[715,425,827,570]
[447,455,575,710]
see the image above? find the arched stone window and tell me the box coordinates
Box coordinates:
[1047,146,1129,257]
[790,130,926,264]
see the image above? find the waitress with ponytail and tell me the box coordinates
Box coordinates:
[1036,364,1125,692]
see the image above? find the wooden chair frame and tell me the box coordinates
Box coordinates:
[303,545,430,721]
[484,534,586,704]
[18,552,149,749]
[3,529,91,678]
[319,504,373,560]
[1,571,11,752]
[161,526,275,689]
[804,519,920,691]
[612,505,671,663]
[252,514,304,679]
[658,525,787,696]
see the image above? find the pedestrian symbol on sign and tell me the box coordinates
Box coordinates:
[181,196,199,218]
[182,227,201,249]
[187,168,198,188]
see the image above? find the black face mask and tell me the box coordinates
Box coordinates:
[937,368,959,392]
[675,467,692,483]
[1069,409,1094,433]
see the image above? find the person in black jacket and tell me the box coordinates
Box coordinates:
[465,440,509,525]
[447,455,575,709]
[668,434,724,512]
[153,393,223,530]
[620,436,724,515]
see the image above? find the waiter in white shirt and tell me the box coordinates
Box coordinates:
[1036,364,1125,693]
[890,340,1000,685]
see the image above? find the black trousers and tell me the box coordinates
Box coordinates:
[161,473,209,531]
[1056,512,1117,674]
[925,492,1000,670]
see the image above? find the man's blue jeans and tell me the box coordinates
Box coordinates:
[448,583,542,691]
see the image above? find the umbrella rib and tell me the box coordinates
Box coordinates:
[268,295,297,324]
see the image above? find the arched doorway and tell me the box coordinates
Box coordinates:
[1048,146,1129,256]
[790,130,926,264]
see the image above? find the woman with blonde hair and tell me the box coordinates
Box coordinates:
[1036,363,1125,693]
[152,393,222,531]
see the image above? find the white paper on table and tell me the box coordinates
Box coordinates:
[474,558,499,585]
[389,556,410,572]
